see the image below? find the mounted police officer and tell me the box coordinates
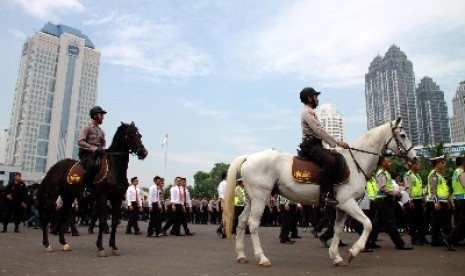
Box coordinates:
[298,87,349,206]
[77,106,107,192]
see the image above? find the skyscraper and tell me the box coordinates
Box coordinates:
[450,81,465,143]
[5,23,100,181]
[318,104,345,146]
[416,76,450,146]
[365,45,419,145]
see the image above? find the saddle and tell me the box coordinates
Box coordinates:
[291,152,350,185]
[67,156,109,185]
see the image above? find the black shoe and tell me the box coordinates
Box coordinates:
[175,233,185,236]
[280,240,295,244]
[396,245,413,250]
[291,235,301,239]
[321,196,339,207]
[366,242,381,249]
[444,238,456,251]
[320,237,329,248]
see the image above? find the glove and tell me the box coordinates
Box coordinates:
[94,148,105,156]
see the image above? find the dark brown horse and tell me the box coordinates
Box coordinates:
[38,122,148,256]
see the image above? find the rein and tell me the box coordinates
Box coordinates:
[347,122,413,181]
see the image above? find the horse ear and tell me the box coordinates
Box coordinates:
[395,117,402,126]
[121,121,124,125]
[131,121,135,126]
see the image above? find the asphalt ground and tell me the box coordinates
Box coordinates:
[1,221,464,276]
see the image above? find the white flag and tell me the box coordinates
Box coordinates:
[161,134,168,148]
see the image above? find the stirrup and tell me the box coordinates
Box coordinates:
[321,196,339,206]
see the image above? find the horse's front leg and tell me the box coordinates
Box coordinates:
[95,194,108,257]
[341,199,372,263]
[329,208,347,266]
[248,200,271,267]
[41,201,53,252]
[57,199,72,251]
[236,203,251,264]
[109,200,122,256]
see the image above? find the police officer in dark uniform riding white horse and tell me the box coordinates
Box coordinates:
[298,87,349,206]
[77,106,107,192]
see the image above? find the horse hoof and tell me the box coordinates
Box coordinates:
[62,244,72,251]
[348,252,355,263]
[98,250,107,257]
[334,260,347,267]
[259,260,272,267]
[43,245,53,252]
[112,249,121,256]
[237,257,249,264]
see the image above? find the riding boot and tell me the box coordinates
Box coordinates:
[319,169,339,207]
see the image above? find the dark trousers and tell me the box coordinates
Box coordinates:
[408,199,426,243]
[426,201,452,245]
[279,204,297,241]
[300,143,336,197]
[448,200,465,244]
[126,202,140,233]
[162,204,183,235]
[368,197,405,248]
[180,207,190,234]
[233,205,244,234]
[147,203,162,236]
[319,207,336,241]
[2,202,22,230]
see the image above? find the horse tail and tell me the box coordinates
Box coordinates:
[223,154,247,239]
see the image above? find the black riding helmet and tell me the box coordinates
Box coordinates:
[299,87,321,103]
[89,106,107,118]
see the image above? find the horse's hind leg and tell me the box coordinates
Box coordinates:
[329,208,347,266]
[58,199,72,251]
[40,201,53,252]
[95,194,108,257]
[341,199,372,263]
[248,199,271,266]
[236,201,250,264]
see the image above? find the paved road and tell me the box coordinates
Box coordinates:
[1,222,464,276]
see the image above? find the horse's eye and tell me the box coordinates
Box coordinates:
[400,134,406,139]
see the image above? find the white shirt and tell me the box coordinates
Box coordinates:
[217,180,227,199]
[126,185,142,207]
[170,185,187,205]
[148,185,161,208]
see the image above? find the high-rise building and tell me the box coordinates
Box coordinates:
[318,104,345,146]
[416,76,450,146]
[0,129,8,164]
[5,23,100,181]
[450,81,465,143]
[365,45,419,145]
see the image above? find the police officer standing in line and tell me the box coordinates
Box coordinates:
[147,176,164,237]
[445,156,465,251]
[2,172,28,233]
[426,156,452,246]
[366,156,413,250]
[77,106,107,192]
[232,179,246,234]
[278,195,297,244]
[297,87,349,206]
[404,159,428,245]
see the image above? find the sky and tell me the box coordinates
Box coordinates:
[1,0,465,188]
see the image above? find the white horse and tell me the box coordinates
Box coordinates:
[222,117,416,266]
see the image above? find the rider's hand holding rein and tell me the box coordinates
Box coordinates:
[337,141,349,149]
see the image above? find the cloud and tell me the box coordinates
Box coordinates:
[177,98,230,118]
[12,0,84,21]
[232,0,465,88]
[83,11,117,26]
[97,15,214,81]
[6,28,27,41]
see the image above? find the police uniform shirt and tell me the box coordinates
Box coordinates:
[376,170,393,197]
[77,120,106,152]
[126,185,142,207]
[301,105,337,147]
[148,184,161,208]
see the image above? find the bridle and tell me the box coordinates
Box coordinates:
[348,122,415,180]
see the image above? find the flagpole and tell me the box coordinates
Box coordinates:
[162,134,168,179]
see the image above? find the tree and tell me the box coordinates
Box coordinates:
[193,162,230,199]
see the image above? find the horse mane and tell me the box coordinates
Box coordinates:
[352,121,391,148]
[106,122,131,152]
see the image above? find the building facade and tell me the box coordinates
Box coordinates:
[450,81,465,143]
[365,45,419,145]
[0,129,7,164]
[416,76,451,146]
[5,23,100,181]
[318,104,345,147]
